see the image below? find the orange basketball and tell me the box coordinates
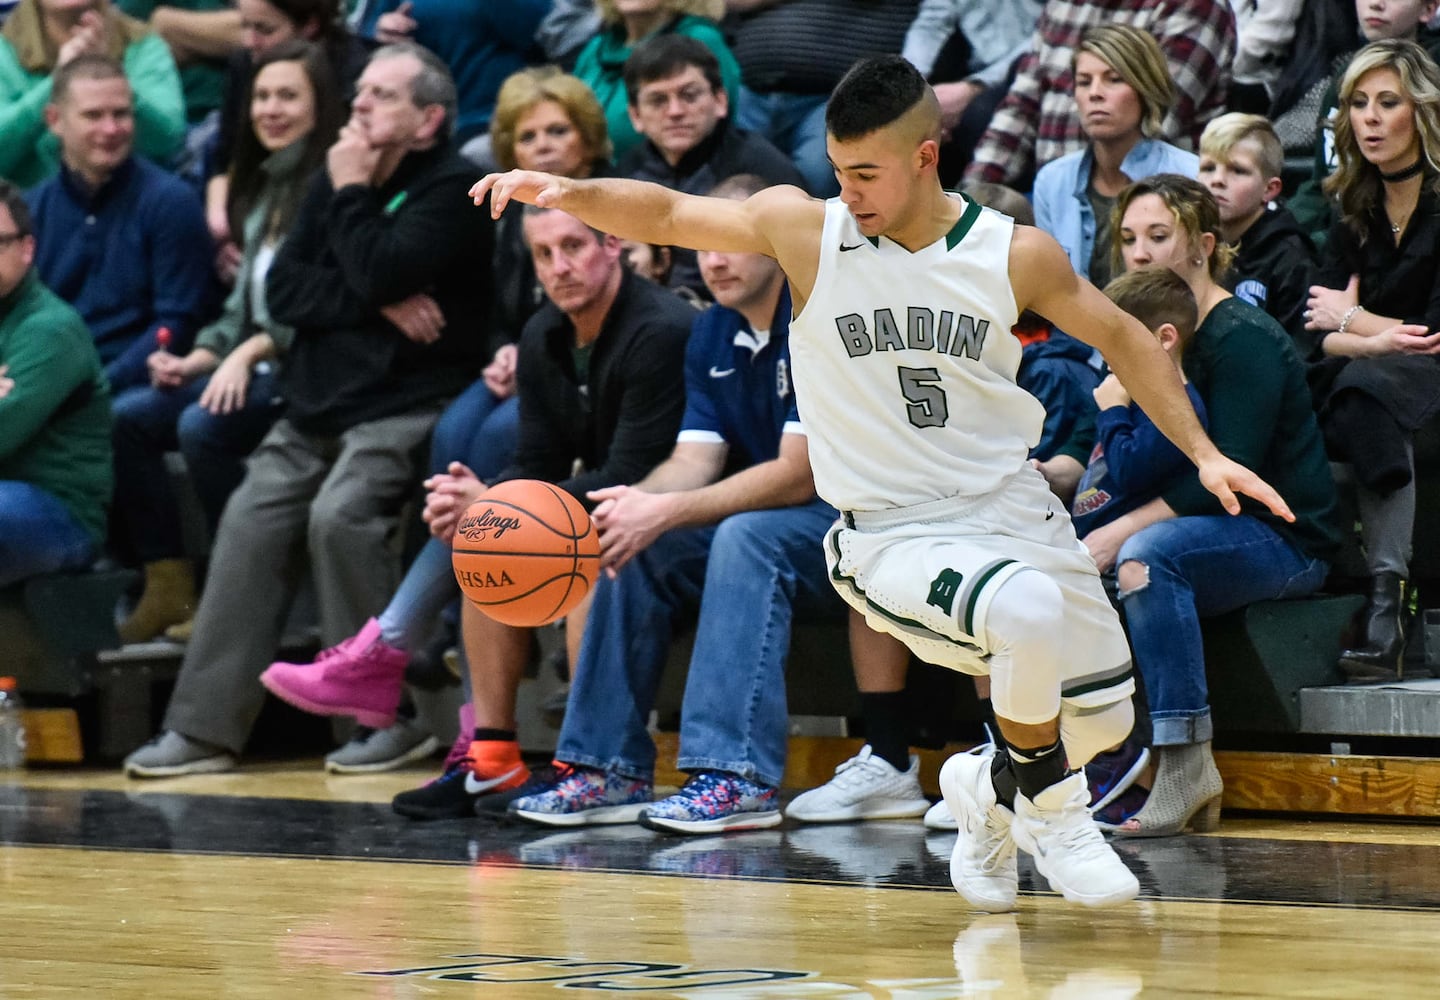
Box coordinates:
[451,479,600,627]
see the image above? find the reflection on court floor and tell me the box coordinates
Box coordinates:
[4,778,1440,997]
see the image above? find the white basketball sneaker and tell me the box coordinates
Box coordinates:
[786,745,930,823]
[938,745,1018,912]
[922,798,957,830]
[1011,770,1140,908]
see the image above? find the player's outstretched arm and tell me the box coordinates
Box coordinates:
[1010,227,1294,523]
[470,170,808,258]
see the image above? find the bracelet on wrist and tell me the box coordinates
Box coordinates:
[1339,305,1364,335]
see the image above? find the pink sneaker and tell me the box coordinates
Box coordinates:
[441,702,476,772]
[260,618,408,728]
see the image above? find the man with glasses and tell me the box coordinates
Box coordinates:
[620,34,804,298]
[0,180,113,587]
[122,42,493,778]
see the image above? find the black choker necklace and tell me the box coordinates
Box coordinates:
[1381,160,1425,182]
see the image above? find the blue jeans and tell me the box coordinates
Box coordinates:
[112,369,284,559]
[1117,515,1329,747]
[378,536,457,650]
[0,481,96,587]
[735,86,837,197]
[428,380,519,479]
[557,500,844,788]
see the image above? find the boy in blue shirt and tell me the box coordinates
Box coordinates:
[1072,266,1209,541]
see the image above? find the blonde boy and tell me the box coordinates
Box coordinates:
[1198,112,1318,354]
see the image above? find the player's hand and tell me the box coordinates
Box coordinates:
[1196,453,1294,522]
[423,462,483,543]
[586,485,673,575]
[1092,373,1130,410]
[470,170,571,218]
[382,292,445,344]
[0,365,13,400]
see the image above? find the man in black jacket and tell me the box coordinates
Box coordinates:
[125,42,495,777]
[619,35,806,297]
[386,203,696,819]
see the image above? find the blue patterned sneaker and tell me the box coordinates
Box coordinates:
[508,764,652,827]
[640,771,781,835]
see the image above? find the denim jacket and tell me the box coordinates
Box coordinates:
[1033,138,1199,279]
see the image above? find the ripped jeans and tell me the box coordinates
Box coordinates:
[1116,515,1329,747]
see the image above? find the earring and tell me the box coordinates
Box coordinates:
[1192,256,1204,266]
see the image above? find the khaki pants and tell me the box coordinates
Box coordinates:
[164,409,441,753]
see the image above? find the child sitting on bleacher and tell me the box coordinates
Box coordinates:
[1072,266,1208,542]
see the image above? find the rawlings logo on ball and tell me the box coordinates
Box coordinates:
[457,507,523,541]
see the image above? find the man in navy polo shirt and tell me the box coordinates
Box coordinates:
[506,173,847,834]
[26,55,211,393]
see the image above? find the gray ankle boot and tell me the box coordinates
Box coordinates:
[1111,742,1222,838]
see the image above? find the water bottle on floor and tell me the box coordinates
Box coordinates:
[0,677,26,770]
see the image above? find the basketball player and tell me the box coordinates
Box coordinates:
[471,56,1293,911]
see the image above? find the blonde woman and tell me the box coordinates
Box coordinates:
[572,0,740,162]
[1033,23,1197,288]
[1305,39,1440,683]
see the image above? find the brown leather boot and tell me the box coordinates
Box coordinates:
[118,559,196,644]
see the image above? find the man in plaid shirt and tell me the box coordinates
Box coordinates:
[964,0,1236,189]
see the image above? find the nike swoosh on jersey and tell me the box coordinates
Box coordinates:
[464,764,525,794]
[709,366,736,377]
[839,242,865,252]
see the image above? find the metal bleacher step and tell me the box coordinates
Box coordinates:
[1300,679,1440,737]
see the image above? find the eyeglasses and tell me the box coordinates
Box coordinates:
[637,84,713,114]
[0,232,27,248]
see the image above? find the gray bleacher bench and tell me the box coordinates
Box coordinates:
[657,595,1367,739]
[0,566,165,758]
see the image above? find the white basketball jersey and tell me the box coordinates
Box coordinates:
[790,196,1043,511]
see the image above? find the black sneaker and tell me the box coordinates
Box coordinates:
[474,761,565,821]
[392,764,480,820]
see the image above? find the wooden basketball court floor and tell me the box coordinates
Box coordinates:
[5,763,1440,999]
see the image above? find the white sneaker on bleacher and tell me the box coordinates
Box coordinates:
[785,745,930,823]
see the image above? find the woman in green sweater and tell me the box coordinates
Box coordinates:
[572,0,740,163]
[1076,174,1344,837]
[0,0,185,187]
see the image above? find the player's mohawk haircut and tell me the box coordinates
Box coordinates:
[826,55,928,142]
